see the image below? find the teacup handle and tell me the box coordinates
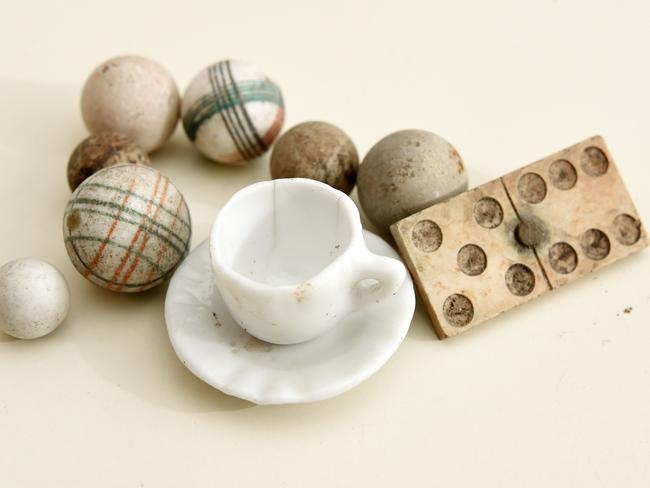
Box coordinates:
[347,250,406,309]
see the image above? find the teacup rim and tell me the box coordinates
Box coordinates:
[209,178,363,291]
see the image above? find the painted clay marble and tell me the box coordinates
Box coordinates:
[0,259,70,339]
[165,232,415,404]
[63,164,191,293]
[81,55,180,153]
[210,178,406,344]
[67,132,150,190]
[181,59,284,164]
[270,121,359,194]
[357,130,468,231]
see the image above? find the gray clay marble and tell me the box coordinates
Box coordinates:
[357,130,468,230]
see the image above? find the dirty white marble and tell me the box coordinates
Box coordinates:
[0,258,70,339]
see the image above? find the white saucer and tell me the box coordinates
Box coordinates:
[164,230,415,405]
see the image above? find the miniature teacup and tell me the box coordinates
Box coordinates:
[209,178,407,345]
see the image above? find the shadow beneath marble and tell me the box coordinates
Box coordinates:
[0,332,16,342]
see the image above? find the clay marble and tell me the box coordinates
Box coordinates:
[0,258,70,339]
[270,121,359,194]
[63,164,192,292]
[181,59,284,164]
[67,132,150,190]
[357,130,468,230]
[81,55,180,153]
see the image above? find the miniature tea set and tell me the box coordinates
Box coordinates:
[165,178,414,404]
[166,228,414,405]
[0,54,646,405]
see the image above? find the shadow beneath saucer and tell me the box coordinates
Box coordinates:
[68,278,254,412]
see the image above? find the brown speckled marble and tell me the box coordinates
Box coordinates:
[270,121,359,194]
[67,132,150,190]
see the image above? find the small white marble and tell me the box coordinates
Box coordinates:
[164,232,415,405]
[0,258,70,339]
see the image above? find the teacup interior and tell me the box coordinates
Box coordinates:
[215,180,354,286]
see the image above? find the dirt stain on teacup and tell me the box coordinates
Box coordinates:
[293,282,312,303]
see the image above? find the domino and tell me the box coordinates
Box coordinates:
[390,136,648,339]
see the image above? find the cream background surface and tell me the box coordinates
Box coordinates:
[1,1,649,486]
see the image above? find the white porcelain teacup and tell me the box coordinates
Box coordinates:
[209,178,407,345]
